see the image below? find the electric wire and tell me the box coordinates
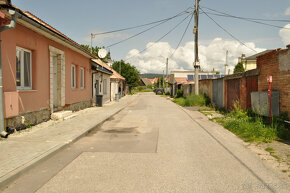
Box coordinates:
[125,14,192,62]
[200,8,290,30]
[106,11,192,48]
[201,6,290,23]
[169,12,194,59]
[199,6,258,53]
[92,7,192,36]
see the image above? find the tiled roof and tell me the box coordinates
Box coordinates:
[9,4,95,58]
[245,50,272,60]
[175,78,194,84]
[92,59,125,81]
[141,78,152,86]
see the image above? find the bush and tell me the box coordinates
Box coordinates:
[214,101,289,142]
[147,85,152,89]
[138,86,146,91]
[184,94,207,106]
[165,91,170,96]
[176,89,183,98]
[173,97,185,106]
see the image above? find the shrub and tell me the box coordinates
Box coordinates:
[165,91,170,96]
[184,94,207,106]
[176,89,183,98]
[173,97,185,106]
[138,86,146,91]
[147,85,152,89]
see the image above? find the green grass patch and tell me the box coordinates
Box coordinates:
[215,115,278,142]
[265,147,275,153]
[173,97,185,106]
[173,94,210,107]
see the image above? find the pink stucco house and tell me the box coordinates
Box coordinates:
[0,4,104,130]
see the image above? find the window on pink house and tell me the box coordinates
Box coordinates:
[16,47,32,90]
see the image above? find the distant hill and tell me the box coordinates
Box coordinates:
[140,73,163,79]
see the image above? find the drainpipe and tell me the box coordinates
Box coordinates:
[0,9,19,138]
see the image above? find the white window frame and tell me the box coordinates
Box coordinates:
[16,46,32,90]
[80,67,85,89]
[71,64,76,89]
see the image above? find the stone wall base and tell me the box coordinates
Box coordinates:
[63,100,92,112]
[6,108,51,130]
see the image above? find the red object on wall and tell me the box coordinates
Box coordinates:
[268,76,272,125]
[267,75,272,83]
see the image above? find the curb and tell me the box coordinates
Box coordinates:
[0,96,135,191]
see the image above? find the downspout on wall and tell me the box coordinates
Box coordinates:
[0,9,19,138]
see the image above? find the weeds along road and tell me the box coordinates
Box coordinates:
[4,93,290,193]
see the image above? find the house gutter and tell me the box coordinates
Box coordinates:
[0,9,19,138]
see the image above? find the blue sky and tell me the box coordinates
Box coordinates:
[12,0,290,73]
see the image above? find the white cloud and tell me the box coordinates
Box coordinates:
[279,24,290,45]
[285,7,290,15]
[126,38,265,74]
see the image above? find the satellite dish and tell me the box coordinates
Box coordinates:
[98,48,107,59]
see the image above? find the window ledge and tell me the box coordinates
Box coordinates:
[17,89,37,92]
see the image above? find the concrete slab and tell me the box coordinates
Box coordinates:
[0,95,136,190]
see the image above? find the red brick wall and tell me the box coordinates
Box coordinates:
[257,48,290,119]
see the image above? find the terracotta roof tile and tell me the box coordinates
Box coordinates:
[10,4,95,58]
[92,59,125,81]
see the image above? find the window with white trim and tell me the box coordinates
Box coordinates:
[16,47,32,90]
[80,67,85,89]
[71,64,76,88]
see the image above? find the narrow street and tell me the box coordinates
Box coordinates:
[3,93,289,193]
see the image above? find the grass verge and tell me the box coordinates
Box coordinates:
[173,93,210,107]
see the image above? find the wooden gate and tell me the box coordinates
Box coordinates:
[246,76,258,109]
[227,79,240,110]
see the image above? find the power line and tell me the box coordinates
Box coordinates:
[125,14,192,62]
[201,6,290,23]
[169,12,194,59]
[106,11,192,48]
[199,6,258,53]
[92,7,192,36]
[200,7,290,30]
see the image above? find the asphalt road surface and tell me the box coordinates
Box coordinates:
[3,93,290,193]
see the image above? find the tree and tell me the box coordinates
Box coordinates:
[112,60,140,92]
[80,44,111,63]
[234,62,245,74]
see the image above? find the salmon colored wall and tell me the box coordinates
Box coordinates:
[1,24,92,116]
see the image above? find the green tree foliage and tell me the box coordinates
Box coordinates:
[112,60,140,92]
[234,62,245,74]
[80,45,111,63]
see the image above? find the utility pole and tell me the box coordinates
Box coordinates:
[166,58,168,91]
[162,70,165,88]
[90,33,95,54]
[194,0,200,95]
